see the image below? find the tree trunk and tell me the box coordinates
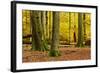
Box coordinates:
[30,11,42,50]
[49,11,61,57]
[77,13,83,47]
[45,11,48,40]
[48,11,52,44]
[73,13,76,43]
[83,13,86,44]
[31,11,49,51]
[41,11,49,51]
[41,11,46,40]
[69,12,71,44]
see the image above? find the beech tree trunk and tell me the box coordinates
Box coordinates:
[77,13,83,47]
[49,11,61,57]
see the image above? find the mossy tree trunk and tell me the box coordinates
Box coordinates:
[49,12,61,57]
[30,11,42,51]
[30,11,48,51]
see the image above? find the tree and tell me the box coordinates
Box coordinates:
[30,11,48,51]
[45,11,49,40]
[83,13,86,43]
[49,11,61,57]
[73,13,76,43]
[30,11,42,50]
[41,11,49,50]
[48,11,52,42]
[69,12,71,44]
[22,10,32,44]
[41,11,46,40]
[77,13,84,47]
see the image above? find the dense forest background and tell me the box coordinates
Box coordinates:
[22,10,91,62]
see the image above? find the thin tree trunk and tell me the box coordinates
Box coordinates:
[83,13,86,43]
[69,12,71,44]
[73,13,76,43]
[41,11,49,51]
[41,11,46,40]
[48,11,52,43]
[46,11,48,40]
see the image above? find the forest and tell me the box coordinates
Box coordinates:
[22,10,91,62]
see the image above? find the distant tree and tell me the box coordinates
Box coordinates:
[49,12,61,57]
[45,11,49,40]
[69,12,71,44]
[48,11,52,42]
[73,13,76,43]
[73,25,76,43]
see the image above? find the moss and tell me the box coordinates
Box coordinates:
[49,49,61,57]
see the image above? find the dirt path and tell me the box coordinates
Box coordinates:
[22,45,91,63]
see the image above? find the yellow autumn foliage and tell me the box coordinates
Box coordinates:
[22,10,91,43]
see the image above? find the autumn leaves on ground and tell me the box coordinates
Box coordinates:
[22,10,91,63]
[23,44,90,62]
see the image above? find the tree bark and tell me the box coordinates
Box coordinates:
[30,11,43,51]
[83,13,86,43]
[30,11,49,51]
[77,13,83,47]
[69,12,71,44]
[41,11,46,40]
[73,13,76,43]
[48,11,52,44]
[41,11,49,51]
[49,11,60,57]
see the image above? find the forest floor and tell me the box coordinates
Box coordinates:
[22,44,91,63]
